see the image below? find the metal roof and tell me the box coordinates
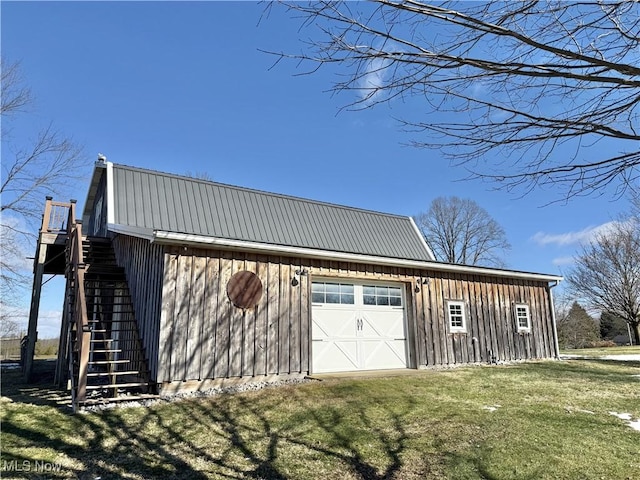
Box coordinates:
[107,163,435,262]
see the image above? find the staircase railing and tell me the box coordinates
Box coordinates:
[42,197,73,233]
[24,197,75,381]
[68,217,90,407]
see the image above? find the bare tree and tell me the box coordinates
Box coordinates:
[270,1,640,198]
[1,59,87,327]
[184,170,214,182]
[566,218,640,345]
[415,196,510,267]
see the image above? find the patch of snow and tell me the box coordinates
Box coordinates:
[609,412,640,432]
[482,404,501,412]
[609,411,632,421]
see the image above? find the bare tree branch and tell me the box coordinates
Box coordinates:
[0,59,88,330]
[1,59,32,116]
[270,1,640,199]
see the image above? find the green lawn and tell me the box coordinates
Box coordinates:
[560,345,640,357]
[1,358,639,479]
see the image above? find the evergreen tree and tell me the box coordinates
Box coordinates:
[600,312,629,342]
[557,302,600,349]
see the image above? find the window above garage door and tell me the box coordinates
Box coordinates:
[312,281,404,308]
[311,281,355,304]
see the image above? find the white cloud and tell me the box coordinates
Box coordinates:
[551,256,575,266]
[37,309,63,339]
[0,303,61,339]
[531,220,623,247]
[358,56,391,104]
[357,41,403,105]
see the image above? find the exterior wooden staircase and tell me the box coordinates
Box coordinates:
[25,199,155,411]
[68,237,155,408]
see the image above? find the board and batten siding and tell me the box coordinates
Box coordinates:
[112,234,165,381]
[307,259,558,366]
[145,246,555,385]
[157,247,311,383]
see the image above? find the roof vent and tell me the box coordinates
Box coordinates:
[97,153,107,163]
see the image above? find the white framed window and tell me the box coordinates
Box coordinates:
[363,285,403,307]
[515,304,531,332]
[311,282,355,305]
[447,300,467,333]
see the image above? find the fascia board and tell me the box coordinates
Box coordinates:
[81,161,108,225]
[152,230,563,283]
[107,223,155,241]
[409,216,436,261]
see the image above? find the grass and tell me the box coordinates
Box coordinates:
[1,358,639,479]
[560,345,640,357]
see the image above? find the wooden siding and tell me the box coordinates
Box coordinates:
[86,169,108,237]
[112,235,165,381]
[157,247,312,383]
[153,248,557,384]
[307,260,557,366]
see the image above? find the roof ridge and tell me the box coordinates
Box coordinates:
[111,162,413,220]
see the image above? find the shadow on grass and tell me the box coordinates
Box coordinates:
[1,359,70,408]
[1,360,416,479]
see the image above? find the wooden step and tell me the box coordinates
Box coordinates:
[87,320,136,325]
[90,329,140,334]
[91,349,122,354]
[88,359,130,365]
[80,394,159,406]
[87,370,145,377]
[86,382,150,390]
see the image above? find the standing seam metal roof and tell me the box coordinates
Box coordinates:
[110,163,434,261]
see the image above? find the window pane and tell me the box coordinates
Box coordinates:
[341,294,354,305]
[389,287,402,297]
[376,286,388,296]
[312,292,325,303]
[340,284,354,294]
[376,296,389,306]
[363,286,375,296]
[312,282,324,293]
[325,283,340,293]
[325,293,340,303]
[390,296,402,307]
[363,295,376,305]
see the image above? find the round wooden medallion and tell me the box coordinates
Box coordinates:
[227,271,263,309]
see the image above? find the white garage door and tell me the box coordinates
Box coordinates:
[311,280,408,373]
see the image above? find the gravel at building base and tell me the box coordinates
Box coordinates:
[81,377,314,412]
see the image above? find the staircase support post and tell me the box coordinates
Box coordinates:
[23,241,47,382]
[72,221,90,403]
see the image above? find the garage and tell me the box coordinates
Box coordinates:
[311,280,409,373]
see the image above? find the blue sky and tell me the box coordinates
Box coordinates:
[2,2,632,337]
